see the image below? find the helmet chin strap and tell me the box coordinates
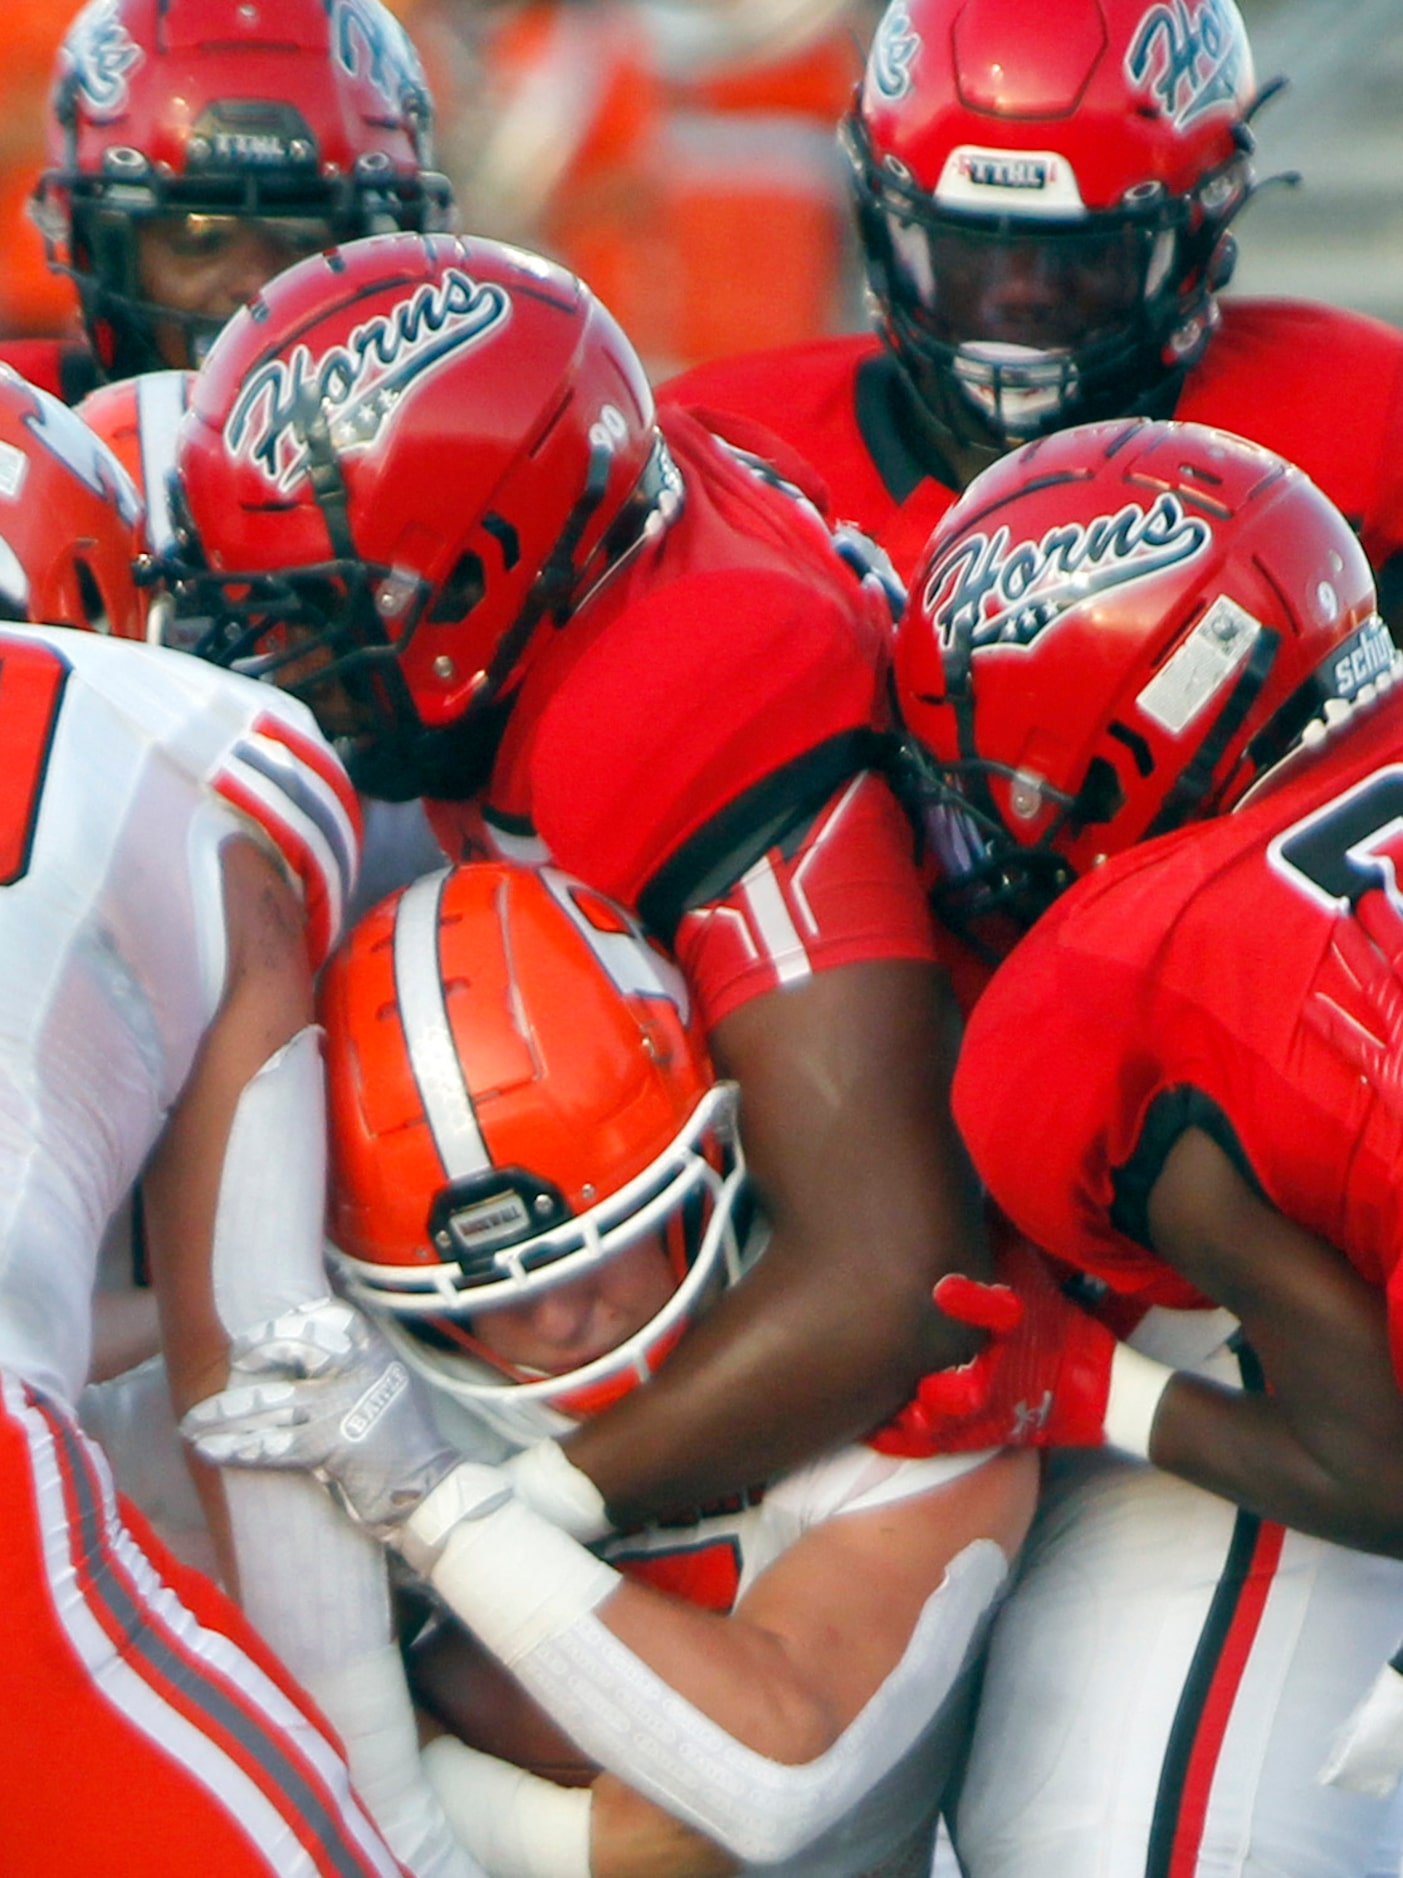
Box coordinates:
[294,382,361,562]
[343,441,619,803]
[474,440,617,708]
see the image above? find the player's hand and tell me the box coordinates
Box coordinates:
[872,1236,1116,1453]
[181,1296,462,1537]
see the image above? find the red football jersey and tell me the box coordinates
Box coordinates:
[662,300,1403,591]
[428,405,940,1029]
[0,337,98,405]
[953,688,1403,1378]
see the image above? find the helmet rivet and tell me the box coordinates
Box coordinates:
[434,1230,452,1249]
[432,654,456,680]
[580,1184,596,1204]
[1008,773,1044,821]
[534,1195,554,1215]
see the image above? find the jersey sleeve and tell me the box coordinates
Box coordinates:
[208,704,363,971]
[674,768,939,1030]
[953,902,1199,1302]
[523,563,893,916]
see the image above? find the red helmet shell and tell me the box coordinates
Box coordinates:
[897,417,1385,884]
[45,0,439,206]
[175,232,660,727]
[0,367,146,640]
[861,0,1256,214]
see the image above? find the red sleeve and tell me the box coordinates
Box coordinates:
[0,338,95,404]
[953,896,1200,1304]
[524,564,891,911]
[675,769,939,1031]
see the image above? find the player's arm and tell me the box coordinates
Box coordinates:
[148,835,476,1878]
[192,1298,1033,1878]
[424,1450,1033,1877]
[1141,1127,1403,1557]
[143,833,316,1481]
[563,773,992,1526]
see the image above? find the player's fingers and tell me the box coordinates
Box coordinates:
[180,1379,301,1437]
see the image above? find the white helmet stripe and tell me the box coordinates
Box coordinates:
[392,869,492,1179]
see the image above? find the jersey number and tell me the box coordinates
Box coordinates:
[0,633,69,885]
[1269,765,1403,911]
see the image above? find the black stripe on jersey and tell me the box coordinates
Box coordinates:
[854,351,954,504]
[233,734,356,901]
[1144,1343,1270,1878]
[638,729,888,946]
[1109,1085,1267,1253]
[36,1390,386,1878]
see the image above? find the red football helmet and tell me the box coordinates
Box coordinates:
[169,232,674,800]
[33,0,452,378]
[896,417,1391,943]
[0,366,146,640]
[846,0,1270,461]
[76,369,195,559]
[322,860,749,1444]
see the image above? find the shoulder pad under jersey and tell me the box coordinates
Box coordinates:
[25,629,362,968]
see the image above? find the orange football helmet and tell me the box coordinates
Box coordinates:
[321,859,749,1444]
[0,366,146,640]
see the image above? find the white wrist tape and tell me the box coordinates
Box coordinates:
[406,1469,620,1667]
[422,1738,592,1878]
[505,1538,1007,1866]
[504,1440,613,1542]
[1103,1342,1175,1460]
[1319,1659,1403,1797]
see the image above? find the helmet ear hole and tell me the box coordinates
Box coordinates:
[1074,755,1127,828]
[74,557,108,633]
[427,551,486,625]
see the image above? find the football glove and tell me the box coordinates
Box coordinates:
[872,1236,1118,1454]
[181,1296,470,1537]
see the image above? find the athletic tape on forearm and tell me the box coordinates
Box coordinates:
[303,1647,486,1878]
[422,1738,592,1878]
[464,1535,1005,1866]
[504,1439,613,1542]
[1102,1342,1176,1460]
[406,1472,620,1665]
[212,1026,393,1673]
[211,1027,330,1325]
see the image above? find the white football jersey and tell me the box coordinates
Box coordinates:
[0,625,359,1402]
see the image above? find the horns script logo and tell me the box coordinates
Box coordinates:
[226,268,510,491]
[921,493,1211,651]
[869,4,920,101]
[1126,0,1249,130]
[65,0,143,120]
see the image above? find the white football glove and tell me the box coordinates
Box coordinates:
[181,1296,470,1538]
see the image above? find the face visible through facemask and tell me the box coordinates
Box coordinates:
[135,213,333,367]
[467,1234,679,1379]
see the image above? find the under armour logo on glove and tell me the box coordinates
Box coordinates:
[182,1296,464,1538]
[870,1237,1116,1455]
